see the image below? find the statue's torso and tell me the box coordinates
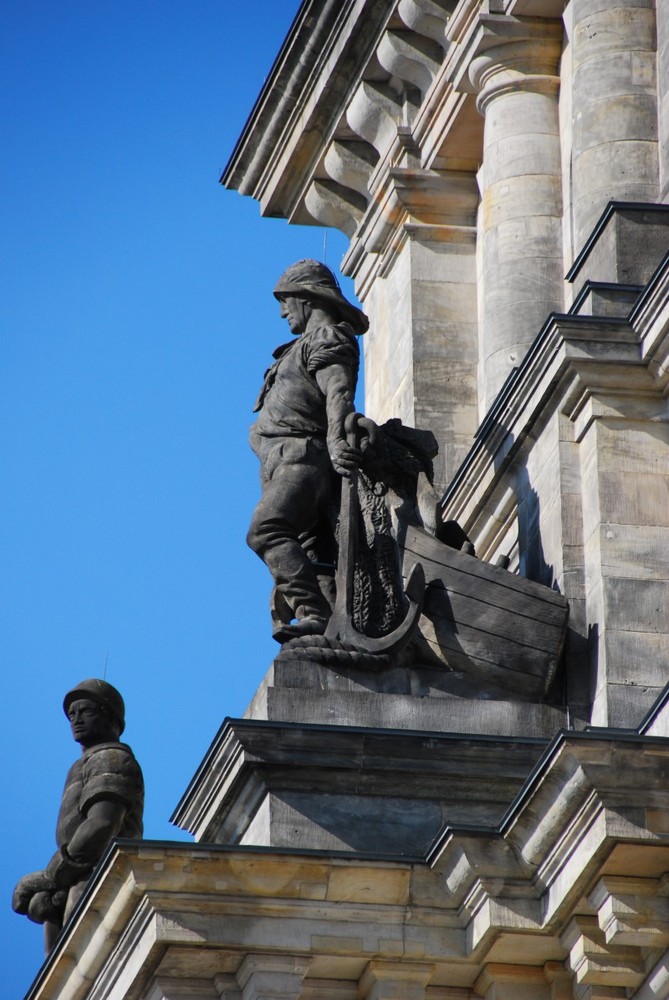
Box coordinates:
[251,323,359,445]
[56,741,144,847]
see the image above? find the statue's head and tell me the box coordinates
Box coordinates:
[273,259,369,335]
[63,678,125,747]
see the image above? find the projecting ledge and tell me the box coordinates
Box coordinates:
[171,716,551,852]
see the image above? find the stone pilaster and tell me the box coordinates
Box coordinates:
[360,218,479,492]
[565,0,659,258]
[544,962,575,1000]
[470,22,564,413]
[346,167,479,492]
[574,394,669,727]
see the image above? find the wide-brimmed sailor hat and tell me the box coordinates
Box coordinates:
[273,259,369,334]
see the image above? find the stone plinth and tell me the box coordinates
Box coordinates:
[171,656,567,860]
[245,658,567,737]
[172,715,550,853]
[569,282,643,320]
[566,202,669,303]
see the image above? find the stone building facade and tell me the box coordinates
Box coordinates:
[24,2,669,1000]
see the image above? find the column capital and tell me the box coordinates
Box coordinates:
[470,42,560,113]
[463,14,561,111]
[235,954,311,1000]
[359,960,434,1000]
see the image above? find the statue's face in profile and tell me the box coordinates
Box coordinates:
[278,295,311,335]
[67,698,117,748]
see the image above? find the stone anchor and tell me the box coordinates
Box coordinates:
[323,411,426,657]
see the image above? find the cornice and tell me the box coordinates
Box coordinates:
[24,716,669,1000]
[222,0,397,214]
[631,251,669,393]
[172,716,547,845]
[222,0,567,296]
[439,307,657,532]
[437,247,669,539]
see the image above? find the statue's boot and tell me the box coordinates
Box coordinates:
[260,538,331,643]
[272,615,328,643]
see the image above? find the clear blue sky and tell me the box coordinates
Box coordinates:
[1,3,353,993]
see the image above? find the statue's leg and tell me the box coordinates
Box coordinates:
[62,879,89,925]
[269,585,294,632]
[44,919,62,953]
[247,438,333,634]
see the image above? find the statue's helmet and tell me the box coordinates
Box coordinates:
[63,678,126,735]
[273,259,369,334]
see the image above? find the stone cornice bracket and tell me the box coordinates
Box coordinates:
[589,876,669,949]
[303,139,380,238]
[304,178,368,237]
[373,0,457,102]
[377,28,444,97]
[323,139,379,198]
[398,0,457,45]
[235,954,311,1000]
[561,916,647,994]
[347,80,405,159]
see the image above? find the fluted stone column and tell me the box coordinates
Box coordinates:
[567,0,659,255]
[470,27,564,413]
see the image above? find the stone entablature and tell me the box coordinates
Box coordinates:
[22,715,669,1000]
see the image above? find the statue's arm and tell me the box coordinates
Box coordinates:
[42,798,128,887]
[63,799,127,866]
[315,363,361,475]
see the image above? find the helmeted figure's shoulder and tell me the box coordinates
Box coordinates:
[301,322,359,375]
[80,741,144,813]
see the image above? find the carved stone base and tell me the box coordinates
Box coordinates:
[245,657,568,738]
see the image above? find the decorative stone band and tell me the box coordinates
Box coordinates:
[472,68,560,115]
[469,38,561,113]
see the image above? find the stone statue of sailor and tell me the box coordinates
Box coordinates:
[12,679,144,952]
[247,259,369,643]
